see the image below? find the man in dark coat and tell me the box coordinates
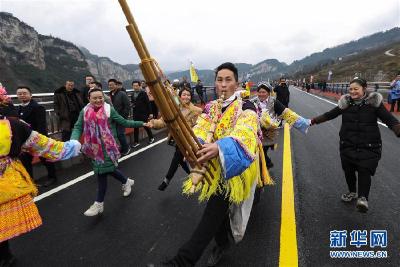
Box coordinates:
[131,80,154,147]
[273,78,290,107]
[54,80,84,141]
[17,86,57,186]
[194,79,205,104]
[108,79,131,155]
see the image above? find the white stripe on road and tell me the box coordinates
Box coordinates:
[292,87,388,128]
[34,138,167,202]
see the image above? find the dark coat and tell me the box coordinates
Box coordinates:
[131,90,151,121]
[81,86,90,105]
[273,85,290,107]
[54,86,84,131]
[313,92,400,175]
[0,102,18,117]
[17,99,47,135]
[110,89,130,118]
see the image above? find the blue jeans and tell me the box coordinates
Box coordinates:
[116,124,129,153]
[96,169,128,202]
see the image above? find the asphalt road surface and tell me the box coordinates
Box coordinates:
[10,87,399,266]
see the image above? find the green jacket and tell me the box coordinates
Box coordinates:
[71,106,143,174]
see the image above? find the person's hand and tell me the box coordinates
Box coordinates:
[144,121,153,128]
[196,143,219,164]
[68,140,82,156]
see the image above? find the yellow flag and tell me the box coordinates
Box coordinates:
[190,62,199,83]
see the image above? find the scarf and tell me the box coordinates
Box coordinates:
[81,103,120,164]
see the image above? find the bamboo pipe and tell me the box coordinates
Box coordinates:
[189,93,225,192]
[144,59,216,180]
[140,62,213,182]
[118,0,214,183]
[139,62,203,171]
[118,0,150,57]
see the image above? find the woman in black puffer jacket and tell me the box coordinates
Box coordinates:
[311,78,400,213]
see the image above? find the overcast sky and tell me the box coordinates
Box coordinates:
[1,0,399,71]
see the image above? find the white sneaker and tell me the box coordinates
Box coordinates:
[84,201,104,216]
[356,197,369,213]
[122,178,135,197]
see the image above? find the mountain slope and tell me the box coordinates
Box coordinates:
[293,41,400,82]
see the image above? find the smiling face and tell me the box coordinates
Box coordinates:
[215,69,238,99]
[108,81,117,92]
[257,88,270,101]
[180,89,192,105]
[349,82,366,100]
[89,90,104,108]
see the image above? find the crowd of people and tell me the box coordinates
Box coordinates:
[0,65,399,266]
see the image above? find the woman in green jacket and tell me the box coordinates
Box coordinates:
[71,88,148,216]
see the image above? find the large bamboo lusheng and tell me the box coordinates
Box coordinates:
[188,93,225,193]
[118,0,214,186]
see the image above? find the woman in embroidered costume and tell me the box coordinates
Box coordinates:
[70,88,148,216]
[0,84,81,266]
[163,63,263,267]
[148,88,202,191]
[252,82,310,169]
[311,78,400,213]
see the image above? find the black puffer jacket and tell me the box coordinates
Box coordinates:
[313,92,400,175]
[131,90,151,121]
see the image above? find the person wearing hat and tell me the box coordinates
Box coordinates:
[0,84,81,266]
[252,82,310,170]
[311,77,400,213]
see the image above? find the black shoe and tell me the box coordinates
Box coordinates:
[43,177,57,187]
[158,181,169,191]
[207,245,227,267]
[266,162,274,170]
[121,147,131,156]
[131,143,140,148]
[149,138,155,144]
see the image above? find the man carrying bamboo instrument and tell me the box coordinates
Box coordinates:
[162,62,263,267]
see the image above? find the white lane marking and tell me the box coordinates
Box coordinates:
[34,137,167,202]
[292,87,388,128]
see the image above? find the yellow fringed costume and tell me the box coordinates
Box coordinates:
[0,118,81,242]
[182,98,264,204]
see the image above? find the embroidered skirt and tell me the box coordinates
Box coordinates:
[0,194,42,242]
